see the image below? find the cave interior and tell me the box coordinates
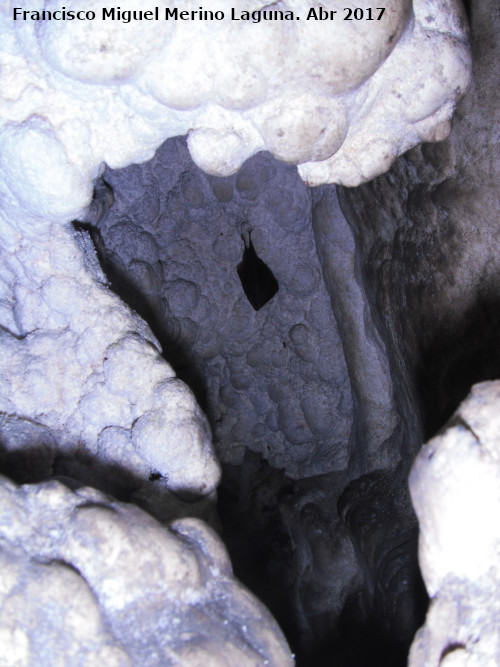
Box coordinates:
[1,0,499,665]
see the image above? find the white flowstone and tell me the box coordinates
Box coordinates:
[0,475,294,666]
[0,0,470,222]
[409,382,500,667]
[0,222,221,497]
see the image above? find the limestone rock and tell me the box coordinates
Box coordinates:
[338,0,500,446]
[90,141,353,478]
[0,475,294,667]
[0,0,470,233]
[0,224,221,504]
[409,381,500,667]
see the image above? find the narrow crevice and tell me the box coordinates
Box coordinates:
[237,229,279,310]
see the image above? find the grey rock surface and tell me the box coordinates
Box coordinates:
[85,126,432,666]
[311,186,402,472]
[338,469,427,664]
[0,475,294,667]
[218,454,365,663]
[90,140,354,479]
[86,118,434,664]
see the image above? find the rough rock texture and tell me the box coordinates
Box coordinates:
[0,221,221,512]
[219,458,428,666]
[0,474,294,666]
[88,139,353,479]
[311,186,407,471]
[0,0,482,665]
[408,381,500,667]
[88,140,433,665]
[218,455,364,664]
[338,0,500,443]
[0,0,469,525]
[0,0,469,218]
[338,469,427,665]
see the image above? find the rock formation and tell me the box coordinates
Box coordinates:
[1,0,497,665]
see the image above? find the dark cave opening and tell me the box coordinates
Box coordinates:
[415,291,500,440]
[237,229,279,311]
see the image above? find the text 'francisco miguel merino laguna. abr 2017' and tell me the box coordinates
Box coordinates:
[12,6,387,23]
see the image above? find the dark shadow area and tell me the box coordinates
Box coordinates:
[237,230,279,310]
[218,452,297,643]
[0,418,217,527]
[416,293,500,439]
[461,0,472,23]
[218,453,427,667]
[336,469,428,667]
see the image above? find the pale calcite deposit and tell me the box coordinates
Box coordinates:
[0,222,221,499]
[408,382,500,667]
[0,0,470,228]
[0,475,294,666]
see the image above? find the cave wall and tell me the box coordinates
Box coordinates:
[85,135,428,666]
[338,0,500,440]
[88,141,355,479]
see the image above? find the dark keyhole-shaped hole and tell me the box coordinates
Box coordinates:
[237,231,279,311]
